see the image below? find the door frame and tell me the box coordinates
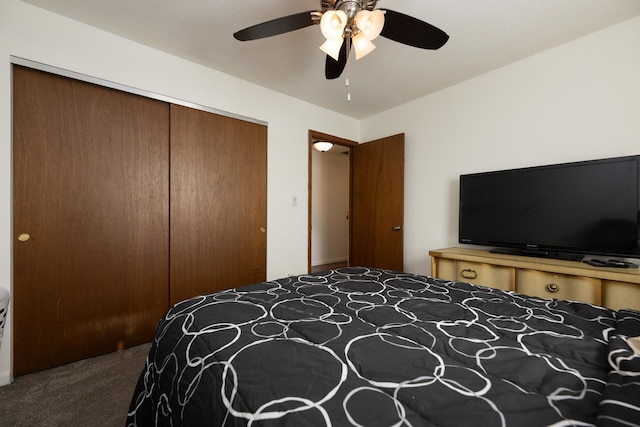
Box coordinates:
[308,130,358,273]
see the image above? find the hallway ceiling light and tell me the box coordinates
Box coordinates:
[313,141,334,152]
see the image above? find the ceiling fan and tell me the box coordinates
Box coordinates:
[234,0,449,80]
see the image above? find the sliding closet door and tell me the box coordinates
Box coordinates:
[170,105,267,304]
[13,66,170,376]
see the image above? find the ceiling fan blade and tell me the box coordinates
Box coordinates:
[325,41,350,80]
[379,9,449,50]
[234,11,316,41]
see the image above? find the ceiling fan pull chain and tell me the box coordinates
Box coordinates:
[346,36,352,102]
[346,77,350,101]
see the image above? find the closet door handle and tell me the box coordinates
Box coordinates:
[18,233,31,242]
[392,226,402,231]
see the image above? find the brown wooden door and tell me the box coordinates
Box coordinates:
[351,134,405,270]
[12,66,170,376]
[169,105,267,304]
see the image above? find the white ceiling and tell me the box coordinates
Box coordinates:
[21,0,640,119]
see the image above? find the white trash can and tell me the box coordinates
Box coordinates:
[0,288,9,348]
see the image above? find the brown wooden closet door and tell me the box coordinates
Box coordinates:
[169,105,267,304]
[12,66,170,376]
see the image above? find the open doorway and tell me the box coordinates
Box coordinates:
[308,130,357,273]
[308,131,405,273]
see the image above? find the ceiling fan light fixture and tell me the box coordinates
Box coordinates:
[355,9,385,40]
[320,38,344,61]
[233,2,449,81]
[353,32,376,60]
[320,10,348,40]
[313,141,334,152]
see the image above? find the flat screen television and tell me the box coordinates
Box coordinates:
[459,155,640,261]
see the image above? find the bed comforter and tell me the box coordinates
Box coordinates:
[127,267,640,426]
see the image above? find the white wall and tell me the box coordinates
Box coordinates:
[0,0,360,384]
[361,16,640,276]
[311,149,349,266]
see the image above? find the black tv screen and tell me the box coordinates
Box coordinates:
[459,155,640,260]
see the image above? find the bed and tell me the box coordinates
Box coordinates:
[127,267,640,426]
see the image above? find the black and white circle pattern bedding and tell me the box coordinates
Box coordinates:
[127,267,640,426]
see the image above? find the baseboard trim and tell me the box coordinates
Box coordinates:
[311,257,348,267]
[0,370,12,386]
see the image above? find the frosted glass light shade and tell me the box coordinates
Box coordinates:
[313,141,333,152]
[353,32,376,60]
[355,10,385,40]
[320,10,348,40]
[320,38,344,61]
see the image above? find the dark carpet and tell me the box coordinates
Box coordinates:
[0,343,151,426]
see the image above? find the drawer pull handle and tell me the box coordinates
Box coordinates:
[461,269,477,280]
[546,283,559,293]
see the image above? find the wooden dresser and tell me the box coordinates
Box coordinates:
[429,247,640,312]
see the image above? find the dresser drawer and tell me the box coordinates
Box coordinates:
[516,269,601,305]
[432,258,457,281]
[455,261,515,291]
[602,280,640,311]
